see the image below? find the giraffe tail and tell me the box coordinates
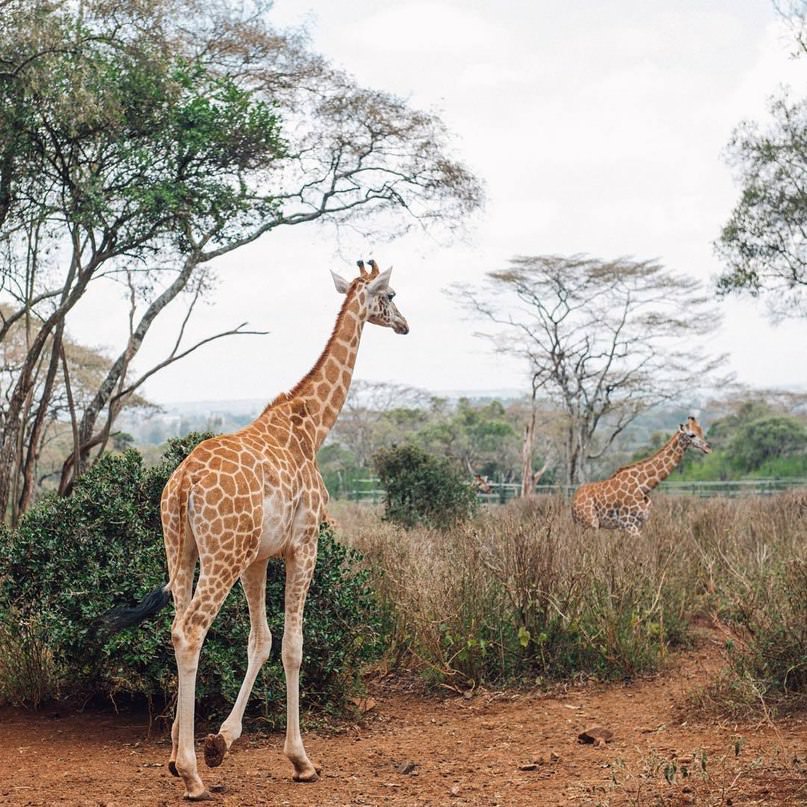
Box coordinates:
[96,583,171,634]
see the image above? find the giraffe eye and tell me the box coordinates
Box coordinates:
[387,291,395,301]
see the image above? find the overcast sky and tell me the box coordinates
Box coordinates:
[69,0,807,405]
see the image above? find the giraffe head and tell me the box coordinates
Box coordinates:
[331,259,409,334]
[679,415,711,454]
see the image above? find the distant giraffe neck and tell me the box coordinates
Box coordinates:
[274,284,366,449]
[634,432,686,491]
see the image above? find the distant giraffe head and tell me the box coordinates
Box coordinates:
[679,415,711,454]
[331,259,409,334]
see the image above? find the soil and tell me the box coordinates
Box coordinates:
[0,630,805,806]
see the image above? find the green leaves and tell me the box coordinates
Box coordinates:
[717,93,807,316]
[373,444,478,530]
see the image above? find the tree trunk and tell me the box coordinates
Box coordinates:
[16,323,65,519]
[520,411,536,497]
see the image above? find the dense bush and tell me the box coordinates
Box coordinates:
[373,444,477,529]
[687,494,807,711]
[0,434,382,717]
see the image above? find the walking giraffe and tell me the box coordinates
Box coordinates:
[571,416,711,536]
[103,259,408,800]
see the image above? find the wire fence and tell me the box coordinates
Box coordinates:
[343,477,807,504]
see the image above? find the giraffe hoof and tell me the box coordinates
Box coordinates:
[293,770,320,783]
[168,760,179,777]
[183,790,212,801]
[204,733,227,768]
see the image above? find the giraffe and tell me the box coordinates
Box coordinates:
[102,259,408,800]
[570,416,711,536]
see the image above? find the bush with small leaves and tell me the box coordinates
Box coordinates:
[373,444,478,529]
[0,434,382,716]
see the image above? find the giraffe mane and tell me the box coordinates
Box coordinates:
[611,430,680,476]
[262,278,363,414]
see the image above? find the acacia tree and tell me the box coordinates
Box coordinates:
[455,256,725,486]
[0,0,481,518]
[716,1,807,317]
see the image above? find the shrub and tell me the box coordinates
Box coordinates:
[373,444,477,529]
[0,434,382,716]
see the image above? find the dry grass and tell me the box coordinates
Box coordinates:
[331,492,807,712]
[0,611,54,707]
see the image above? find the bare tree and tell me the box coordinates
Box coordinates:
[330,380,433,469]
[454,256,726,486]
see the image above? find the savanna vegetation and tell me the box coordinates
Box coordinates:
[0,427,803,722]
[0,0,805,748]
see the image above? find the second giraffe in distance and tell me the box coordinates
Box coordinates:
[571,416,711,535]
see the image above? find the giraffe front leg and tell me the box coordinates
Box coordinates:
[283,536,320,783]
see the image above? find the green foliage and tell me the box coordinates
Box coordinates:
[717,93,807,316]
[728,416,807,473]
[415,398,517,479]
[317,443,366,500]
[1,10,286,255]
[0,435,382,715]
[373,444,478,529]
[671,405,807,481]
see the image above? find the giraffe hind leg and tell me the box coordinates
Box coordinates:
[283,520,321,783]
[167,521,198,778]
[205,558,272,768]
[172,570,241,800]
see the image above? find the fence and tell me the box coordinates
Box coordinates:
[344,477,807,504]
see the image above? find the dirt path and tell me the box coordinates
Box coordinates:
[1,632,805,806]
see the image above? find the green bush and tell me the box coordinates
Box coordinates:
[373,444,477,529]
[0,434,382,717]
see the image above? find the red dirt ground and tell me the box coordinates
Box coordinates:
[0,630,805,806]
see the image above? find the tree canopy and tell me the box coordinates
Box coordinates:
[716,1,807,317]
[0,0,482,519]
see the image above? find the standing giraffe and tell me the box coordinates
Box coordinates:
[102,259,408,800]
[571,416,711,535]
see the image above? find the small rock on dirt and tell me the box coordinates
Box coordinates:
[518,762,539,771]
[209,783,227,793]
[449,785,461,797]
[396,760,417,775]
[349,696,377,713]
[577,727,614,747]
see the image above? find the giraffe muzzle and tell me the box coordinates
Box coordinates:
[393,320,409,335]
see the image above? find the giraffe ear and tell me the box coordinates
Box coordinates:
[331,271,350,294]
[367,268,392,295]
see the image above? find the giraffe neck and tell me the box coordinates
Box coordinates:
[634,431,687,491]
[260,285,366,449]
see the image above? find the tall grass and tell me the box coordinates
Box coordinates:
[339,492,807,702]
[0,610,54,707]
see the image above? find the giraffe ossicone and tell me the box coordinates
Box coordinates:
[571,416,711,536]
[102,260,408,801]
